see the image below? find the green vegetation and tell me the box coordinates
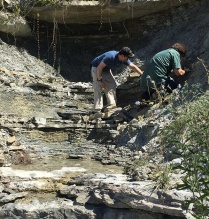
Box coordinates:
[124,157,149,176]
[10,0,59,16]
[34,0,59,6]
[161,90,209,218]
[152,164,172,190]
[124,81,209,217]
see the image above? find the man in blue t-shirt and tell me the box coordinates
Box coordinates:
[91,47,143,111]
[140,43,187,101]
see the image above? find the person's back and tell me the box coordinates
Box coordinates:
[139,43,187,101]
[91,51,118,70]
[140,48,181,90]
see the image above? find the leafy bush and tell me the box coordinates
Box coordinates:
[161,90,209,218]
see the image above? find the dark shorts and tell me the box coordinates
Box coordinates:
[141,79,177,100]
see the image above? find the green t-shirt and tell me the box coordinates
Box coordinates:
[140,48,182,90]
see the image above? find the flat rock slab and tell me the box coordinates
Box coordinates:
[0,166,86,180]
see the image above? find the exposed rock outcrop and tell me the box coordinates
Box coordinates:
[0,0,208,218]
[0,11,31,36]
[0,0,202,36]
[26,0,198,24]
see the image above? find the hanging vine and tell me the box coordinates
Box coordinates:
[98,7,103,30]
[52,19,58,67]
[37,12,40,60]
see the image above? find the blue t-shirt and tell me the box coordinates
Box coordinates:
[91,51,131,71]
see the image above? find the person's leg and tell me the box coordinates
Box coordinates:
[163,80,178,93]
[141,88,155,101]
[91,67,103,110]
[103,70,117,106]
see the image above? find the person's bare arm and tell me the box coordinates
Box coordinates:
[97,61,106,88]
[173,68,185,76]
[97,61,106,80]
[128,63,143,75]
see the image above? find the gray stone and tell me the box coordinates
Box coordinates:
[0,192,28,203]
[26,0,198,24]
[0,11,31,36]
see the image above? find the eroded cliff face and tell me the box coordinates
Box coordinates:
[0,0,202,37]
[0,0,200,26]
[1,0,207,84]
[0,0,208,218]
[26,0,199,24]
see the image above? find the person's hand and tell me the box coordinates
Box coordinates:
[129,72,142,78]
[139,71,144,76]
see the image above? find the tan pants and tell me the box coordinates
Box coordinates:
[91,67,116,110]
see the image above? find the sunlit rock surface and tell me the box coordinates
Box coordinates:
[28,0,198,24]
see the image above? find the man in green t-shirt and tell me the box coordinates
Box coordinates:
[140,43,187,101]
